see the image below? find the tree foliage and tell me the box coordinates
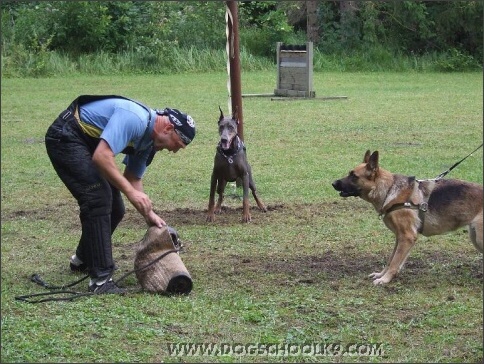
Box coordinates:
[1,1,482,71]
[296,1,482,60]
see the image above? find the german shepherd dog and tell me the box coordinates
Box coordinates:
[206,107,267,223]
[332,150,483,285]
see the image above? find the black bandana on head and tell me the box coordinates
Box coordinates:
[156,108,196,145]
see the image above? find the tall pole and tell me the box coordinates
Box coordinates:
[307,0,319,44]
[225,0,244,141]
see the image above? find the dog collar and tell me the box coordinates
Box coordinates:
[217,135,245,164]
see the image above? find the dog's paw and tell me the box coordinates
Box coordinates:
[372,278,386,285]
[372,274,392,285]
[368,271,385,279]
[256,202,267,212]
[206,214,215,223]
[242,214,252,223]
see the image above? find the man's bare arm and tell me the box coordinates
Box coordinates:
[92,140,155,221]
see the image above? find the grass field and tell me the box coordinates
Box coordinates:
[1,71,483,363]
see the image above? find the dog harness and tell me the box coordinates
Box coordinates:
[379,177,429,233]
[378,143,483,234]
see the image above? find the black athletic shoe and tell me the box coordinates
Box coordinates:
[70,262,88,273]
[89,280,126,295]
[70,255,88,273]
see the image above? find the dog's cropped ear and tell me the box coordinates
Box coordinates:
[232,106,240,125]
[367,151,379,171]
[363,150,371,163]
[218,106,224,122]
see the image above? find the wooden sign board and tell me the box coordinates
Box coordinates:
[274,42,315,98]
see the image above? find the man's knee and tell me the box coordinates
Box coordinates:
[80,185,113,217]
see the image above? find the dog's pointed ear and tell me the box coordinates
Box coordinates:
[363,150,371,163]
[218,106,224,122]
[233,106,240,125]
[367,151,379,171]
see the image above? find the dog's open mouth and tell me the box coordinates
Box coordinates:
[338,191,360,198]
[220,136,234,150]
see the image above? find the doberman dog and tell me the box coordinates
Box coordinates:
[207,107,267,223]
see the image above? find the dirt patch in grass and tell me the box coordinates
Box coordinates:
[2,201,483,363]
[117,200,370,227]
[1,198,369,226]
[119,202,481,277]
[183,250,483,288]
[4,201,482,287]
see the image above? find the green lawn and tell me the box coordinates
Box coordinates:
[1,71,482,362]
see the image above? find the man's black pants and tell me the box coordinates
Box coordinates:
[45,106,124,279]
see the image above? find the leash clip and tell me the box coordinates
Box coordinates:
[31,274,47,287]
[228,157,233,164]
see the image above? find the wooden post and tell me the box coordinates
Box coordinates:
[307,0,319,44]
[225,0,244,141]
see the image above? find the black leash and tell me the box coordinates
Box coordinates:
[15,271,112,304]
[434,142,483,180]
[15,249,179,304]
[30,272,89,289]
[14,289,96,303]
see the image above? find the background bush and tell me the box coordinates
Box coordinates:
[1,1,482,77]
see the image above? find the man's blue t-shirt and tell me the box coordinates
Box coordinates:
[79,98,156,178]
